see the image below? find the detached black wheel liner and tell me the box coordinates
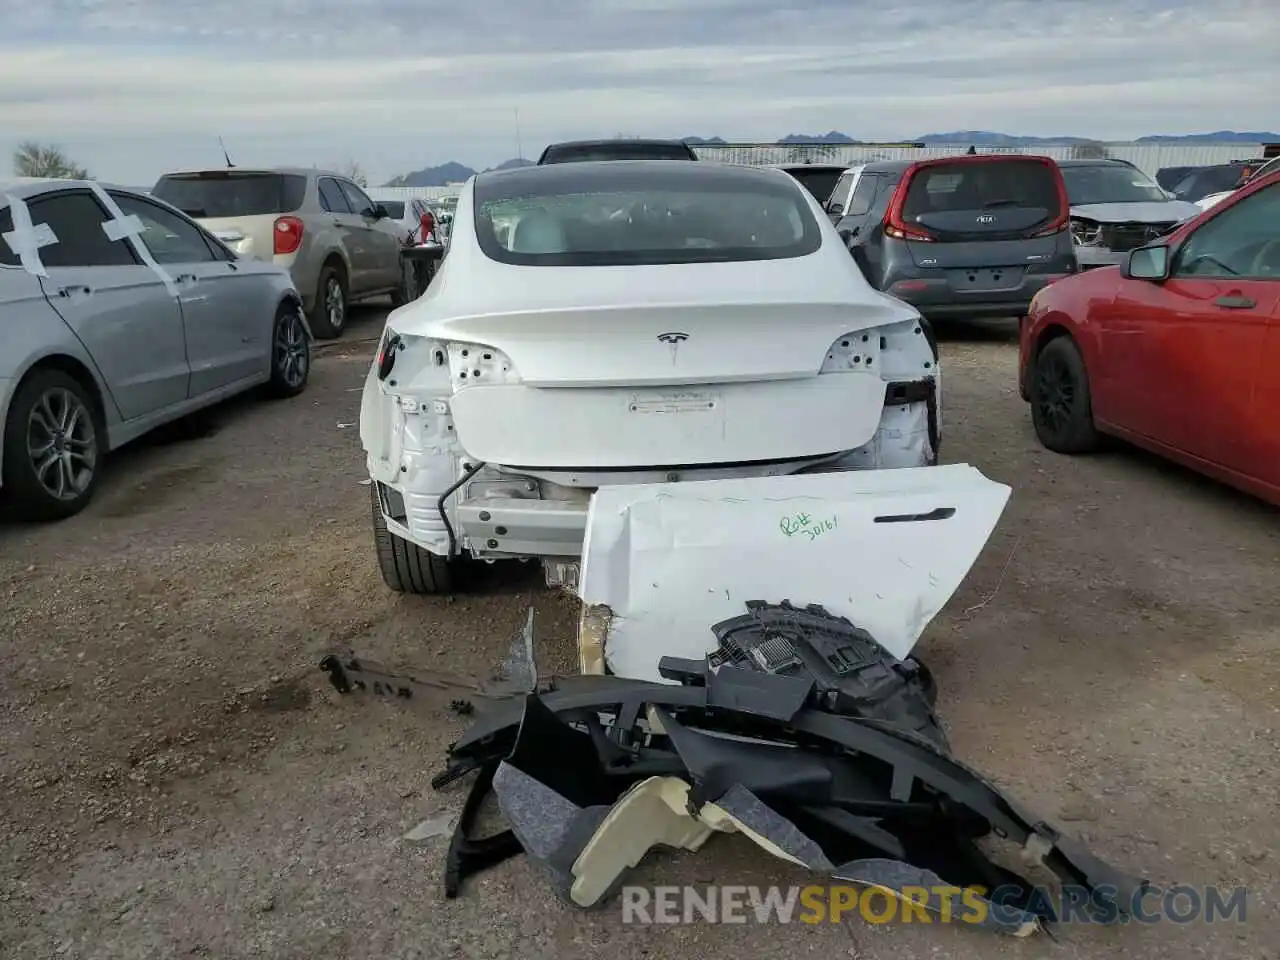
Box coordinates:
[1030,336,1101,454]
[267,303,310,398]
[370,483,457,594]
[310,263,347,339]
[2,369,102,522]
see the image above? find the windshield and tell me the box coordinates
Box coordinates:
[1245,156,1280,183]
[899,158,1063,240]
[540,143,696,164]
[151,172,306,218]
[1062,164,1168,205]
[379,200,406,219]
[783,168,845,202]
[473,164,821,266]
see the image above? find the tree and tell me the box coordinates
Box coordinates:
[334,160,369,187]
[13,141,89,179]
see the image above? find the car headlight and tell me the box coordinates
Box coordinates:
[1071,218,1103,246]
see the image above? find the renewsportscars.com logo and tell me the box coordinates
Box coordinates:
[620,883,1248,926]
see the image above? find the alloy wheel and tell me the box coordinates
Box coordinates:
[1035,353,1075,435]
[326,277,345,332]
[26,387,96,501]
[275,309,309,388]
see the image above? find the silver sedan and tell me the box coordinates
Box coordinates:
[1,179,310,521]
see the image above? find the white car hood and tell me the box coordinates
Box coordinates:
[1196,191,1232,211]
[1069,200,1200,224]
[579,464,1011,681]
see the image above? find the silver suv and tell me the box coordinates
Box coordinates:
[151,167,405,338]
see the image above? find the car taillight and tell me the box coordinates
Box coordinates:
[1031,211,1070,238]
[1032,161,1072,237]
[882,174,935,242]
[376,332,401,380]
[273,216,304,255]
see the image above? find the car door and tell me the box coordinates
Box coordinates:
[22,189,189,420]
[111,192,271,395]
[843,175,897,285]
[1103,181,1280,470]
[338,179,400,292]
[824,172,855,221]
[317,176,362,288]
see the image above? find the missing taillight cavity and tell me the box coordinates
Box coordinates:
[273,215,304,255]
[377,334,401,380]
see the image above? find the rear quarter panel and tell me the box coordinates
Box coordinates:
[0,267,117,483]
[293,213,352,305]
[1020,270,1108,405]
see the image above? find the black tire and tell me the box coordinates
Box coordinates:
[1030,336,1101,454]
[390,259,408,308]
[267,302,310,398]
[2,368,102,522]
[309,262,347,340]
[370,483,457,594]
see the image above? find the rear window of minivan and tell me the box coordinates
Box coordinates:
[151,172,307,219]
[899,158,1064,240]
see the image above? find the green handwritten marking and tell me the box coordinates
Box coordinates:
[780,513,839,541]
[779,512,812,537]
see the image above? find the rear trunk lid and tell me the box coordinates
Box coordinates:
[150,170,307,261]
[892,157,1067,270]
[194,214,280,260]
[391,258,922,469]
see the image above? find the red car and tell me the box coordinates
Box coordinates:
[1019,170,1280,505]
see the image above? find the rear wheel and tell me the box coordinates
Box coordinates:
[1030,336,1100,454]
[2,369,102,521]
[267,303,310,398]
[309,263,347,339]
[370,483,458,594]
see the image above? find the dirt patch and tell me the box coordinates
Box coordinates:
[1,317,1277,960]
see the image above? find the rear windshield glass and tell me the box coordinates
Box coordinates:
[540,143,696,164]
[379,200,406,218]
[902,159,1062,219]
[783,168,844,202]
[151,172,307,218]
[473,164,822,266]
[1174,165,1247,199]
[1062,164,1168,205]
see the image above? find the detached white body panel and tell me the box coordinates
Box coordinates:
[579,465,1011,681]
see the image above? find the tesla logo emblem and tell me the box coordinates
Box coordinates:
[657,331,689,364]
[975,214,996,224]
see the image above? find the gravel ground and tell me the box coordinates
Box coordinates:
[1,309,1277,960]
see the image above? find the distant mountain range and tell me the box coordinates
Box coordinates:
[384,130,1280,186]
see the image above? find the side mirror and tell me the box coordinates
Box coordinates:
[1124,244,1170,281]
[825,199,843,215]
[368,204,388,220]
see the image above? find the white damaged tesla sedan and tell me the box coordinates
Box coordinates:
[359,160,943,594]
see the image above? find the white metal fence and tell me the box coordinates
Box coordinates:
[368,142,1271,193]
[686,142,1268,177]
[370,185,464,201]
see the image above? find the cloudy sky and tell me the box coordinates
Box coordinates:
[0,0,1276,185]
